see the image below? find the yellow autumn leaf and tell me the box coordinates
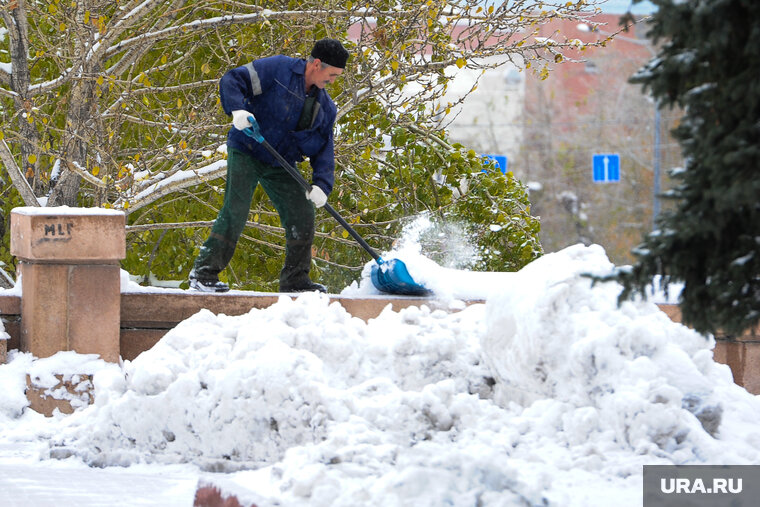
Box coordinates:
[92,166,100,176]
[391,60,399,71]
[84,10,90,24]
[177,98,183,108]
[456,58,466,69]
[59,23,66,32]
[201,63,211,74]
[27,154,37,164]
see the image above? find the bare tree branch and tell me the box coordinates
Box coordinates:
[0,139,38,206]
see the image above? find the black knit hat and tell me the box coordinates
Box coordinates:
[311,38,349,69]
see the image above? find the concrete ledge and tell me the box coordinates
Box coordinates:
[0,293,21,314]
[120,292,283,328]
[0,293,20,353]
[714,342,760,394]
[658,304,760,394]
[26,373,94,417]
[119,291,483,361]
[120,329,168,363]
[121,291,477,327]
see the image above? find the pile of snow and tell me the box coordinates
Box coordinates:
[0,244,758,506]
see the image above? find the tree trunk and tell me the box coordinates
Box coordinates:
[48,170,83,207]
[4,1,41,196]
[48,64,98,207]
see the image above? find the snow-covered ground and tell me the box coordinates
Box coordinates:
[0,235,757,506]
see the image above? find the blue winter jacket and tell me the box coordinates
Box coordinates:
[219,55,337,195]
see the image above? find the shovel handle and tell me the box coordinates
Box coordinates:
[257,137,382,263]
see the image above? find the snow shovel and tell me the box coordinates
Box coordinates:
[242,117,430,296]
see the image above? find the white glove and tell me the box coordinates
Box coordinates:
[232,110,253,131]
[306,185,327,207]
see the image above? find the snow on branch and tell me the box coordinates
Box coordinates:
[119,159,227,212]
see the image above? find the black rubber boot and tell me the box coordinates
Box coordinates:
[279,238,326,293]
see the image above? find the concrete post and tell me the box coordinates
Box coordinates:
[10,207,126,364]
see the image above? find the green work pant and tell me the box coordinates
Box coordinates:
[193,148,315,288]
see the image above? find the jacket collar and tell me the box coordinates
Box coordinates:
[292,58,306,75]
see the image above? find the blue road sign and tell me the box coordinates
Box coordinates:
[483,154,508,173]
[592,153,620,182]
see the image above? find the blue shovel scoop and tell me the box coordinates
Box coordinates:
[242,117,430,296]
